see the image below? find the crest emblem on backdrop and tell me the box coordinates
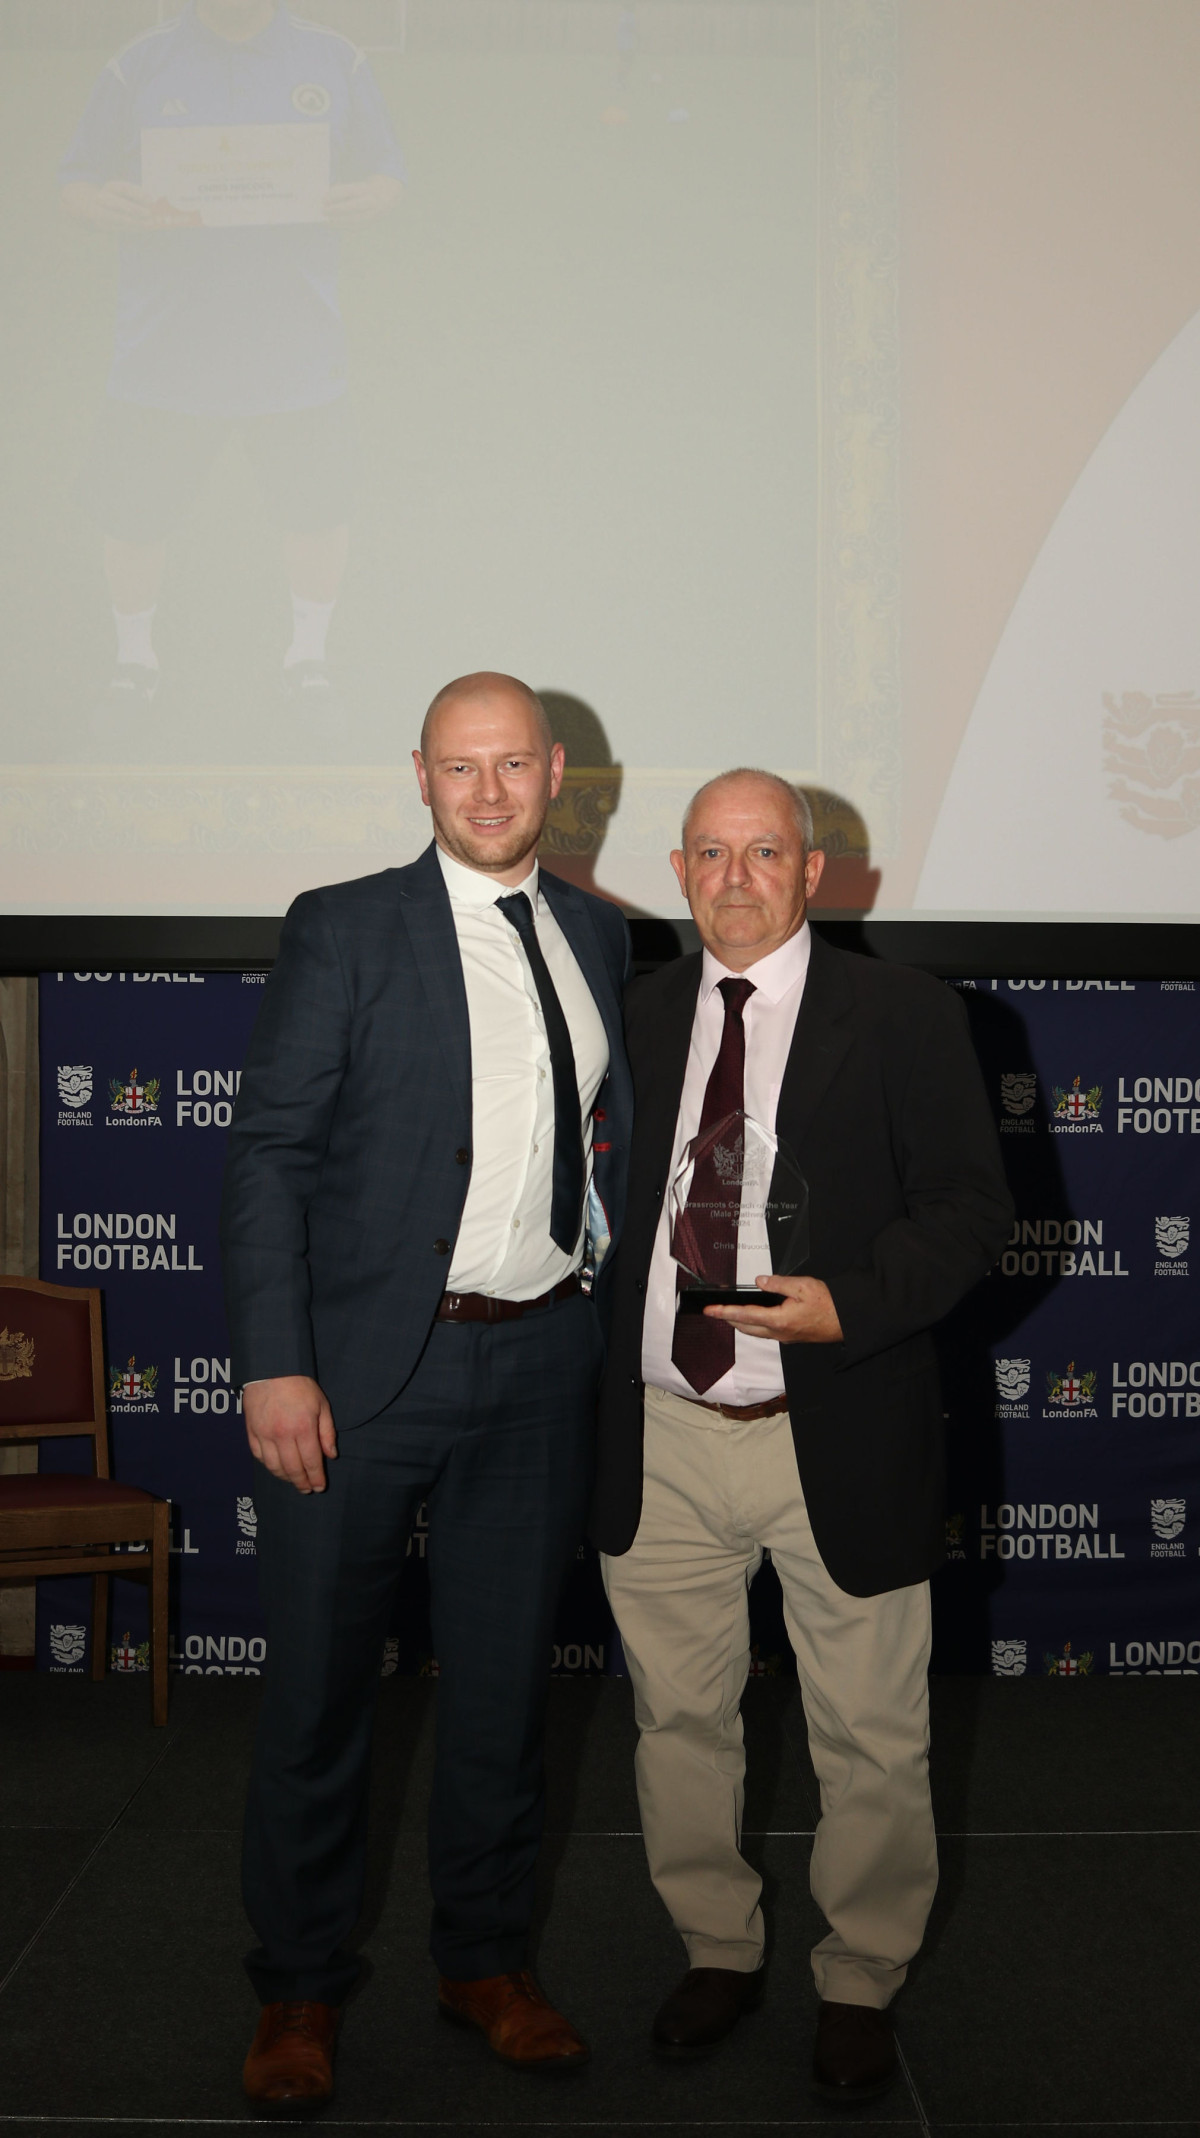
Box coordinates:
[57,1064,92,1108]
[991,1639,1027,1677]
[1051,1077,1102,1121]
[1045,1362,1097,1407]
[1102,690,1200,840]
[109,1069,160,1115]
[49,1624,86,1667]
[0,1328,34,1381]
[1000,1072,1036,1116]
[1045,1640,1093,1678]
[1150,1498,1186,1541]
[1155,1215,1189,1259]
[109,1357,158,1402]
[994,1358,1031,1401]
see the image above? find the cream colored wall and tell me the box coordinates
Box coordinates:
[894,0,1200,904]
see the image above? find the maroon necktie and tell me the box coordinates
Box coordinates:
[671,976,756,1394]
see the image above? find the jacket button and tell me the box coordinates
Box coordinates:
[455,1148,469,1164]
[594,1107,606,1122]
[433,1238,450,1255]
[635,1279,645,1293]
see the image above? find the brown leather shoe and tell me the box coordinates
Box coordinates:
[243,2000,339,2112]
[812,1999,897,2100]
[652,1966,763,2056]
[438,1969,589,2070]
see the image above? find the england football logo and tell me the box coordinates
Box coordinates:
[994,1358,1030,1401]
[1000,1073,1036,1116]
[991,1639,1026,1677]
[57,1064,92,1109]
[1150,1498,1186,1541]
[236,1497,257,1541]
[1155,1215,1189,1259]
[49,1623,86,1667]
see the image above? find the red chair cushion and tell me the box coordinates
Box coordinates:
[0,1475,158,1510]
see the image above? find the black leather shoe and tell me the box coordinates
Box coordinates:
[652,1966,763,2056]
[812,1999,897,2100]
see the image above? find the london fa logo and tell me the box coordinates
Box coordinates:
[994,1358,1031,1416]
[991,1639,1026,1677]
[107,1069,163,1129]
[944,1511,967,1561]
[999,1073,1036,1133]
[1045,1639,1093,1677]
[235,1496,257,1556]
[381,1637,400,1678]
[1155,1215,1189,1277]
[0,1327,34,1382]
[1150,1498,1186,1557]
[109,1356,158,1409]
[1044,1361,1098,1417]
[1051,1076,1103,1133]
[48,1623,86,1670]
[111,1630,150,1674]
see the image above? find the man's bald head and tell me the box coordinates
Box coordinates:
[420,672,552,760]
[413,671,565,885]
[682,768,814,856]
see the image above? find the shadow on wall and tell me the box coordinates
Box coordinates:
[536,695,882,962]
[803,790,882,917]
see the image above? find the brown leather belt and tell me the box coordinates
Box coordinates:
[435,1273,581,1325]
[689,1392,790,1422]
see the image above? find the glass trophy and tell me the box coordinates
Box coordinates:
[669,1109,809,1313]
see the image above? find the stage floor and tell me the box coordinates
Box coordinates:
[1,1672,1196,2136]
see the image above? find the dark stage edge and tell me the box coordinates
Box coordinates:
[2,1675,1198,2137]
[3,916,1199,978]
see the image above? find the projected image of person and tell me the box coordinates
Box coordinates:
[59,0,404,741]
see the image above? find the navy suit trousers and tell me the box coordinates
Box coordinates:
[242,1288,601,2003]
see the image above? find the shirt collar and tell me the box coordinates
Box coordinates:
[699,918,811,1007]
[186,2,285,55]
[436,842,539,912]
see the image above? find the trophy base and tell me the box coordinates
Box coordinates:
[678,1287,788,1314]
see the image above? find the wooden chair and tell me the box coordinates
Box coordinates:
[0,1277,169,1725]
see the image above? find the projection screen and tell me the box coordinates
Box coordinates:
[1,0,1198,926]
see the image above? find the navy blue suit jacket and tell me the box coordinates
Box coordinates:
[220,844,633,1429]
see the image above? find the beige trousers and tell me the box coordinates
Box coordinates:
[601,1384,938,2010]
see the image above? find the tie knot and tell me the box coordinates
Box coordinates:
[718,976,755,1018]
[495,890,535,934]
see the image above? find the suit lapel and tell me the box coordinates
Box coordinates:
[776,930,855,1147]
[392,844,472,1121]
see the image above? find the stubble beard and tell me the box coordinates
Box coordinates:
[435,809,544,878]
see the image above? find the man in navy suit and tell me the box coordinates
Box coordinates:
[220,673,631,2109]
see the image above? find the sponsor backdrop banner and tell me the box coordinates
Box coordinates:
[34,970,611,1685]
[32,969,1200,1685]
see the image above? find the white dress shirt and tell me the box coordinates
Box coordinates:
[641,921,812,1405]
[437,846,610,1300]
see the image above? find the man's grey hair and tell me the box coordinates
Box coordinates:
[681,769,815,855]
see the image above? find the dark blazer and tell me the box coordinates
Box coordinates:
[590,932,1013,1596]
[220,843,633,1429]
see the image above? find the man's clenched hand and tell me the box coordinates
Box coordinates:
[244,1376,337,1493]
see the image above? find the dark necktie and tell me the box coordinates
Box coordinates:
[671,975,756,1394]
[495,890,585,1255]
